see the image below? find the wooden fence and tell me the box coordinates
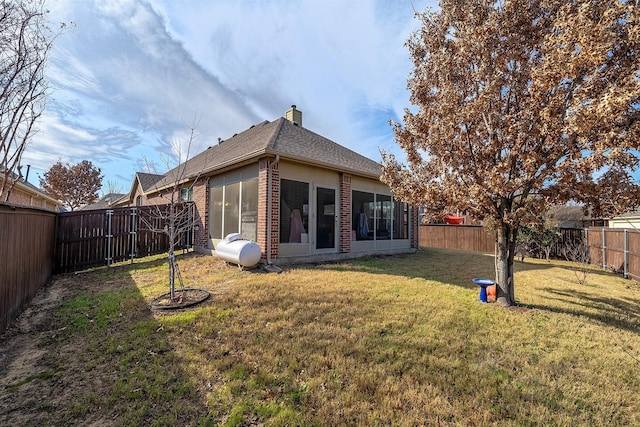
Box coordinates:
[0,203,56,332]
[55,204,193,273]
[419,224,495,253]
[586,227,640,281]
[420,224,640,282]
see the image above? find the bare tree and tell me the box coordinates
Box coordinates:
[0,0,57,201]
[562,231,596,286]
[104,179,124,195]
[382,0,640,306]
[141,123,209,303]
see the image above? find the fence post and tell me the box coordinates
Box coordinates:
[624,229,628,279]
[130,208,137,264]
[601,228,606,270]
[106,209,113,267]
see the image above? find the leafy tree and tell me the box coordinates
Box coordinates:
[517,223,561,262]
[516,225,538,262]
[537,228,562,262]
[382,0,640,306]
[0,0,59,201]
[40,160,103,210]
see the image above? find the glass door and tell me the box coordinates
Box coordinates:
[316,187,336,250]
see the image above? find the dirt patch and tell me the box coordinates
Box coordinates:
[0,272,134,425]
[0,279,69,384]
[0,277,67,424]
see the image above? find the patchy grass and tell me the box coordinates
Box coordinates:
[1,248,639,426]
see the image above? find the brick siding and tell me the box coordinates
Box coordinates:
[410,206,419,248]
[339,174,352,253]
[258,158,280,261]
[192,178,208,247]
[3,184,58,211]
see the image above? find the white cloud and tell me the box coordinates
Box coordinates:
[31,0,437,189]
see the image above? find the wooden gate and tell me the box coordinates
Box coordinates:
[55,204,193,273]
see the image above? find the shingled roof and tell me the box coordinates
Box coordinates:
[152,117,382,191]
[136,172,164,193]
[79,192,127,210]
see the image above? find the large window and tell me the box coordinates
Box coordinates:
[376,194,392,240]
[352,190,374,240]
[209,166,259,241]
[280,179,309,243]
[352,190,408,241]
[223,182,240,238]
[210,186,223,239]
[241,178,258,240]
[393,200,409,239]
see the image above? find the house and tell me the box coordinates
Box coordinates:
[114,172,164,207]
[124,106,419,264]
[0,168,62,212]
[608,209,640,229]
[79,192,127,210]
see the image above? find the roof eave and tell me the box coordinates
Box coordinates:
[266,150,382,180]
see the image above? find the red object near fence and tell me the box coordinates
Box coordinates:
[444,214,465,224]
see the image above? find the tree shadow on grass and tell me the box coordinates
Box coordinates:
[0,256,213,426]
[312,248,640,332]
[523,287,640,334]
[315,248,560,290]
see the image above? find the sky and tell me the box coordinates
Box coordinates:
[23,0,439,194]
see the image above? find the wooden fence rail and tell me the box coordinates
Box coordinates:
[0,203,56,332]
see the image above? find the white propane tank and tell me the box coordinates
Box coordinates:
[215,233,261,268]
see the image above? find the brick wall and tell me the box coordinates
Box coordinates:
[7,187,31,206]
[2,183,58,211]
[339,174,352,253]
[257,158,279,261]
[257,159,268,257]
[410,206,419,248]
[192,178,208,247]
[131,178,208,249]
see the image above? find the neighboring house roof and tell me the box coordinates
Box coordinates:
[117,172,165,206]
[151,117,382,192]
[79,193,127,210]
[611,208,640,220]
[0,169,62,207]
[136,172,165,193]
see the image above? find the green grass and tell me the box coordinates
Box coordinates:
[4,248,640,426]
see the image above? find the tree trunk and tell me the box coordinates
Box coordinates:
[495,223,517,306]
[168,202,176,301]
[168,250,175,301]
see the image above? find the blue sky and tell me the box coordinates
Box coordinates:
[24,0,438,193]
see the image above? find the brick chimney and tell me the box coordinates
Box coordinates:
[285,105,302,127]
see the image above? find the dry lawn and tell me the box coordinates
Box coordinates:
[1,248,639,426]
